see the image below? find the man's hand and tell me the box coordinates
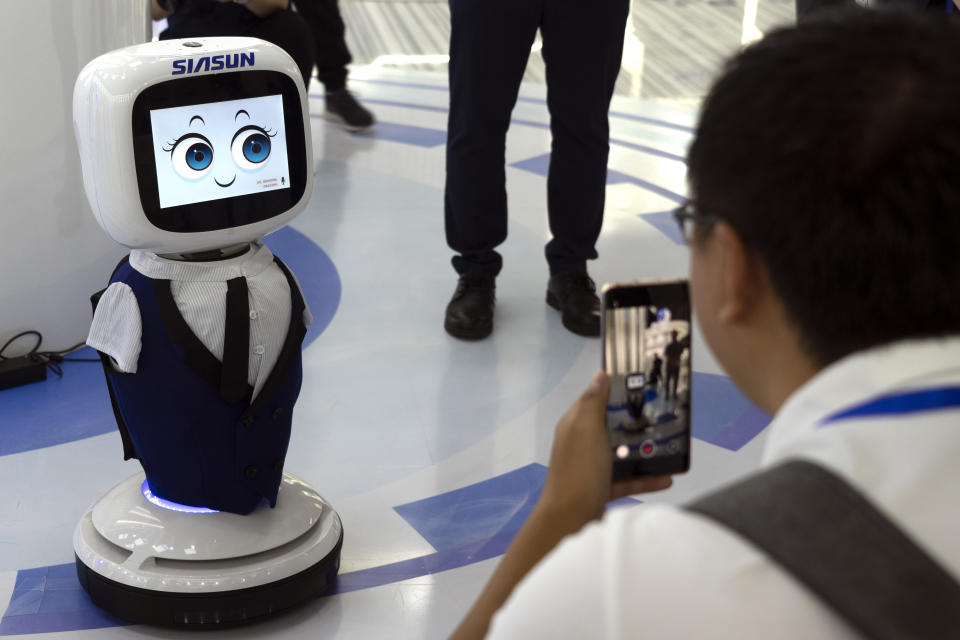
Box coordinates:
[538,371,672,528]
[450,371,672,640]
[151,0,172,20]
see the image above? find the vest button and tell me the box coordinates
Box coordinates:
[244,465,258,479]
[242,416,254,427]
[272,407,284,420]
[273,460,283,473]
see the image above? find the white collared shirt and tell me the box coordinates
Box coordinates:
[489,337,960,639]
[86,241,312,399]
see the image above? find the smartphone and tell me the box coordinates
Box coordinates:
[601,280,691,480]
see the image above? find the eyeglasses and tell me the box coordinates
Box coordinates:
[672,201,719,245]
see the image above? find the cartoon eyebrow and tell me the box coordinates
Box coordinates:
[189,115,205,127]
[235,109,250,121]
[231,124,275,144]
[162,131,214,155]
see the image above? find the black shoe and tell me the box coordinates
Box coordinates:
[444,276,496,340]
[325,89,375,132]
[546,272,601,337]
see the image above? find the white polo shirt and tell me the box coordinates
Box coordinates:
[489,336,960,639]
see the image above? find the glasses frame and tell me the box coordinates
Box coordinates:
[672,201,719,244]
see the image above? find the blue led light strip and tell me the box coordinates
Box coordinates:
[141,480,219,514]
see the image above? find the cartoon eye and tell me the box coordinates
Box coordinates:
[167,135,214,180]
[231,126,273,171]
[184,143,213,170]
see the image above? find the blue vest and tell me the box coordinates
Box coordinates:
[95,256,306,515]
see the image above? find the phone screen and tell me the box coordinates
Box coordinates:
[602,281,691,479]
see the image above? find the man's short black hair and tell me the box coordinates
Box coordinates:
[687,9,960,365]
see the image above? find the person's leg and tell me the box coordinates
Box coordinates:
[241,9,316,88]
[443,0,540,339]
[539,0,629,277]
[290,0,374,130]
[291,0,351,92]
[666,367,679,399]
[444,0,541,279]
[538,0,627,336]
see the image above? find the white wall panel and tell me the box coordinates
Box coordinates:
[0,1,149,355]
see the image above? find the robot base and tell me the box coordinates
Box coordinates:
[74,472,343,628]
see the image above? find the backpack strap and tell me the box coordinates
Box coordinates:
[686,459,960,639]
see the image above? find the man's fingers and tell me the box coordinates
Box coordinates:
[575,370,610,418]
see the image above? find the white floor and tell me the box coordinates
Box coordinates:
[0,10,782,635]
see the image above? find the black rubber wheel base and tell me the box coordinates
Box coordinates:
[75,531,343,629]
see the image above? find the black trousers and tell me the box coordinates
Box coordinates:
[161,7,316,89]
[665,365,679,399]
[444,0,630,278]
[795,0,855,22]
[292,0,353,92]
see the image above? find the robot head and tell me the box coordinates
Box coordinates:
[74,38,313,253]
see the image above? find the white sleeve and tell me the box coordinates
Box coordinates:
[487,518,612,640]
[489,504,856,640]
[86,282,142,374]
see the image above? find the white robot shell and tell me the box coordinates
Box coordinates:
[73,37,314,254]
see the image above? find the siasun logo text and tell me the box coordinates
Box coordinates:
[172,52,255,75]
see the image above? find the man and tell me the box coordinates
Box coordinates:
[663,330,684,400]
[442,0,630,340]
[452,9,960,638]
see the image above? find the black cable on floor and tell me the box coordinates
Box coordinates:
[0,331,100,378]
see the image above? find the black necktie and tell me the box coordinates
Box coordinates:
[221,277,250,403]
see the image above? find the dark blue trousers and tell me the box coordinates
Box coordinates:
[444,0,630,278]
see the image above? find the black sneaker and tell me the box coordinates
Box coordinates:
[546,272,601,337]
[324,89,375,132]
[444,276,496,340]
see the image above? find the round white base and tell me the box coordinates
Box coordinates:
[73,472,343,627]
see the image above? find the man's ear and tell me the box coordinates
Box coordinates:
[714,221,764,324]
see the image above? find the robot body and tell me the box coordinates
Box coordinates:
[95,251,305,514]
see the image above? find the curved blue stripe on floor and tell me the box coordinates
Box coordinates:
[511,154,686,204]
[348,78,696,132]
[0,227,339,458]
[310,95,690,164]
[639,210,686,245]
[265,226,342,349]
[0,564,126,636]
[692,372,770,451]
[311,117,448,148]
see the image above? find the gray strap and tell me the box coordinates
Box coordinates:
[686,459,960,639]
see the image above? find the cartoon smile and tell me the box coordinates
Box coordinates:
[215,175,236,188]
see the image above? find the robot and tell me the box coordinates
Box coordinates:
[71,37,342,627]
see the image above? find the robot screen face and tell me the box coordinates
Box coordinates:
[132,70,308,234]
[151,95,291,209]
